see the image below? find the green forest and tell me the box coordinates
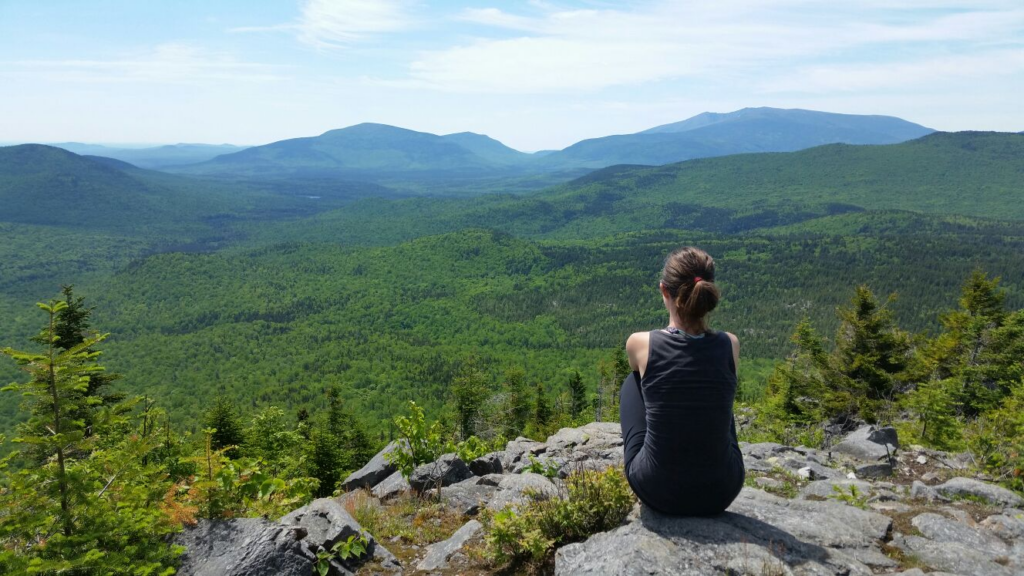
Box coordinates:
[2,129,1024,571]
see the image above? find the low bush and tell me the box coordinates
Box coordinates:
[482,466,635,567]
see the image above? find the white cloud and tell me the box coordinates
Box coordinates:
[7,43,284,84]
[761,49,1024,93]
[404,2,1024,94]
[231,0,414,48]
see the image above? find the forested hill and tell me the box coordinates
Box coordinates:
[243,131,1024,246]
[535,107,934,169]
[171,123,533,179]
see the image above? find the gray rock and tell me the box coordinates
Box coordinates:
[911,513,1009,556]
[981,513,1024,540]
[440,479,497,516]
[909,480,947,502]
[473,473,505,487]
[854,462,893,479]
[341,441,402,492]
[468,451,504,476]
[409,453,473,493]
[740,442,791,460]
[280,498,362,552]
[934,477,1024,508]
[833,425,898,462]
[556,488,893,575]
[503,437,546,468]
[371,470,410,500]
[892,533,1015,576]
[487,472,559,511]
[792,461,844,480]
[175,518,317,576]
[415,520,483,571]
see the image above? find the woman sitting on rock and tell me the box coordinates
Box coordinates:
[620,246,745,516]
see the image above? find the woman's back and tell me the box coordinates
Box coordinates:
[619,245,745,516]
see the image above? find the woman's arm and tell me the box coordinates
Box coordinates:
[626,332,651,378]
[725,332,740,375]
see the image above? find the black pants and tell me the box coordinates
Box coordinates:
[619,371,646,475]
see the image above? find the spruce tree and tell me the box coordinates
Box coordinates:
[450,358,489,439]
[534,381,552,428]
[1,300,104,537]
[833,286,911,422]
[205,396,244,457]
[502,367,531,438]
[568,370,587,421]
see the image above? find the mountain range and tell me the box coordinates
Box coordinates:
[40,107,930,181]
[51,142,248,169]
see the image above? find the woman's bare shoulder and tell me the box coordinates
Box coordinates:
[626,331,651,349]
[724,331,739,346]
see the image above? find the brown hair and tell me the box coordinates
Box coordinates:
[661,246,720,333]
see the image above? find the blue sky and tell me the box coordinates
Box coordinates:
[1,0,1022,150]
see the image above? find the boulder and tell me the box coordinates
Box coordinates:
[280,498,363,552]
[468,452,504,476]
[981,513,1024,540]
[855,462,894,479]
[909,480,947,502]
[415,519,483,571]
[891,533,1016,576]
[371,470,410,500]
[487,472,559,511]
[502,437,547,469]
[440,478,497,516]
[833,425,898,462]
[910,513,1009,557]
[409,453,473,493]
[342,441,402,492]
[556,488,894,575]
[175,518,316,576]
[933,477,1024,508]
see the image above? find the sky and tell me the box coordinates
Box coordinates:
[1,0,1022,151]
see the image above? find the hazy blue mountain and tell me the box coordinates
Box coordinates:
[172,123,525,179]
[538,107,935,169]
[161,108,935,179]
[53,142,247,169]
[439,132,531,165]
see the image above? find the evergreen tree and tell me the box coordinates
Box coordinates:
[920,271,1011,416]
[205,396,245,457]
[324,386,375,470]
[450,358,490,439]
[502,367,531,438]
[568,370,587,421]
[534,381,552,428]
[764,319,831,425]
[833,286,911,422]
[306,420,342,497]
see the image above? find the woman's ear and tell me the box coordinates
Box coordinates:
[659,281,670,299]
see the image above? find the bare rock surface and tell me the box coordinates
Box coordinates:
[371,470,410,500]
[175,518,315,576]
[933,476,1024,508]
[342,440,403,491]
[556,488,893,575]
[409,453,473,493]
[416,519,483,571]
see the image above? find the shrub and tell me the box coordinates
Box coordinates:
[482,466,635,567]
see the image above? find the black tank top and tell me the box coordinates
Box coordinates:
[627,329,744,515]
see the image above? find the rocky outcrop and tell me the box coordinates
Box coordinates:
[409,453,473,493]
[933,476,1024,508]
[175,518,314,576]
[179,422,1024,575]
[557,488,895,575]
[176,499,400,576]
[416,520,483,571]
[342,440,403,491]
[833,424,899,462]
